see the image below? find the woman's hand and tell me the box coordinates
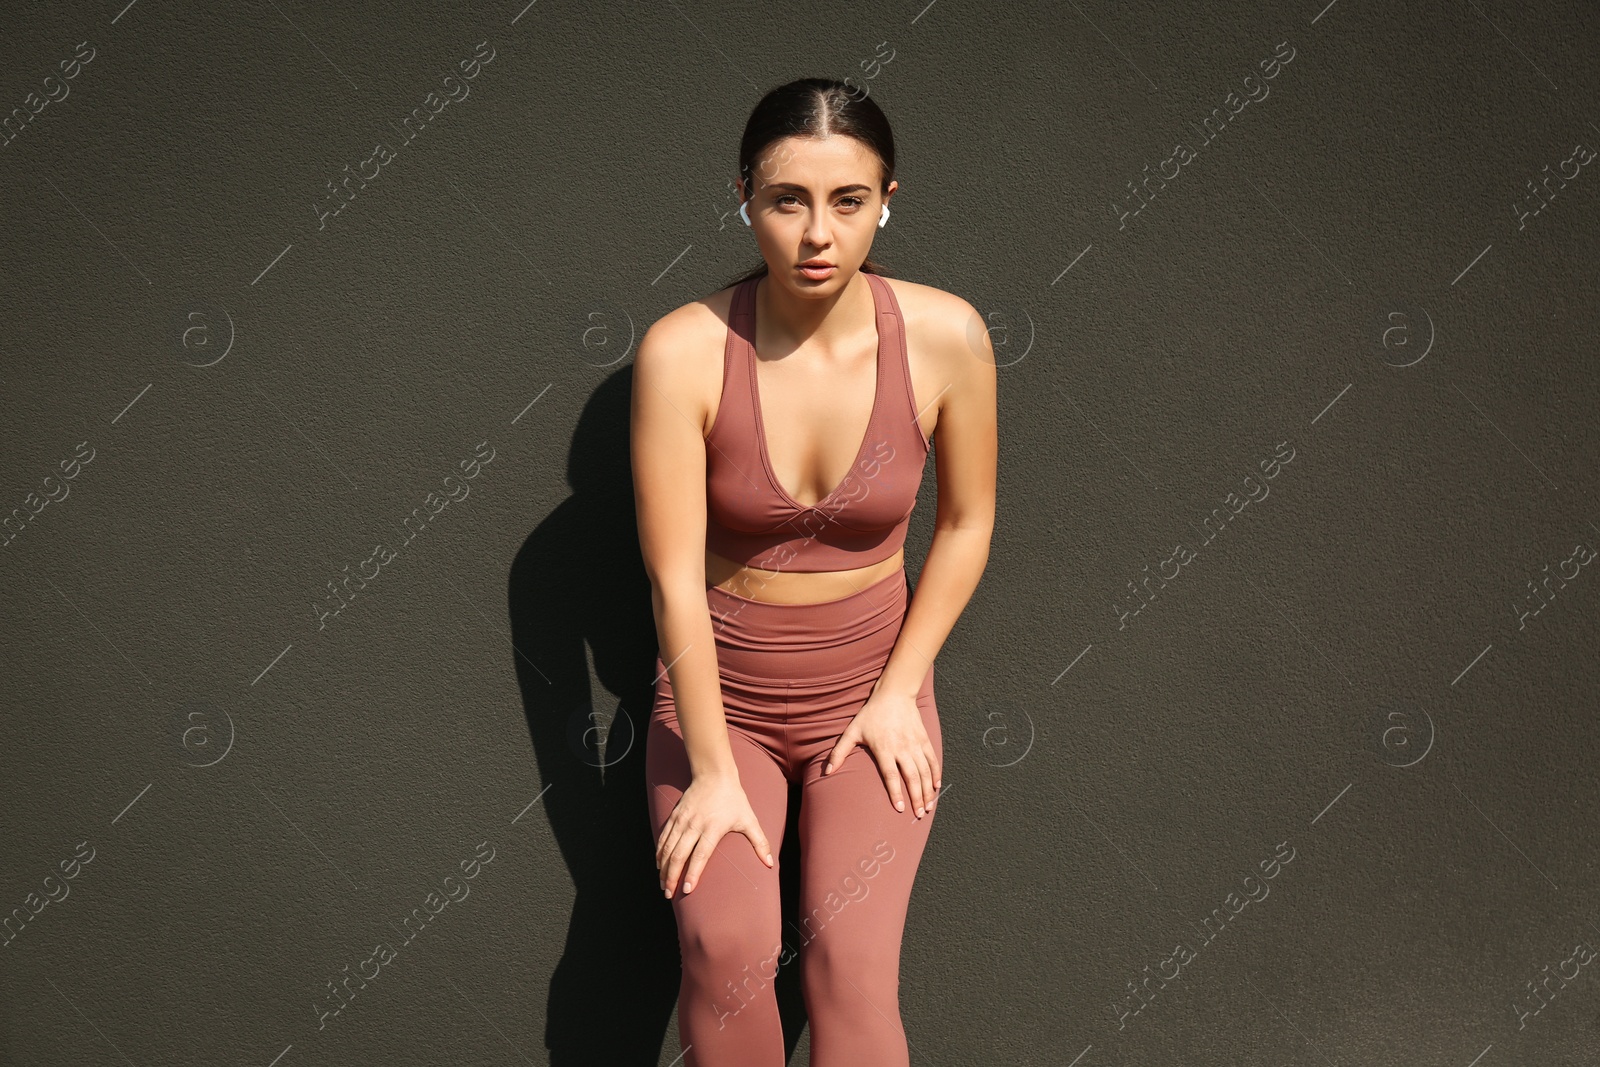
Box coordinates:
[656,771,775,897]
[821,689,942,818]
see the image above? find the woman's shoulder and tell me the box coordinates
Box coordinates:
[638,285,738,368]
[634,287,741,434]
[878,275,986,367]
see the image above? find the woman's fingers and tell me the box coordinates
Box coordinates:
[898,751,928,817]
[873,749,907,812]
[656,817,684,880]
[659,816,696,895]
[822,723,859,777]
[871,733,939,818]
[742,818,775,867]
[678,827,723,894]
[662,826,694,896]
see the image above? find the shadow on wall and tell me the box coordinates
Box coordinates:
[505,367,811,1065]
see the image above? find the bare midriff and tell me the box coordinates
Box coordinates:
[705,546,905,604]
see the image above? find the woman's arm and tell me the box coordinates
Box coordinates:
[631,312,739,782]
[873,295,999,700]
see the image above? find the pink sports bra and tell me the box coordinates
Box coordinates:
[704,272,931,573]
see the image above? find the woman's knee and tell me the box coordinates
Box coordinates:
[682,914,786,1028]
[679,908,784,980]
[799,927,900,991]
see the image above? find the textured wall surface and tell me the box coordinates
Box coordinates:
[2,1,1598,1065]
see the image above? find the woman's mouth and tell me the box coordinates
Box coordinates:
[798,263,836,280]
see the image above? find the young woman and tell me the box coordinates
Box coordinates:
[630,78,997,1066]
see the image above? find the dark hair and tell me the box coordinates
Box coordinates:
[722,78,896,290]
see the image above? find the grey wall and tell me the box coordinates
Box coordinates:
[3,1,1598,1064]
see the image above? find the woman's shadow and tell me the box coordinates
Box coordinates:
[509,369,810,1065]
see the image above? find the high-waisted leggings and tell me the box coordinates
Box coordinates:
[645,566,941,1067]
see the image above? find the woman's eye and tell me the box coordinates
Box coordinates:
[774,195,867,209]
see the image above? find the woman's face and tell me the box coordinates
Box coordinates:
[738,134,896,292]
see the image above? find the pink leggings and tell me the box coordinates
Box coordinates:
[646,566,941,1067]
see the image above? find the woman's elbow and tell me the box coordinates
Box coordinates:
[646,568,707,614]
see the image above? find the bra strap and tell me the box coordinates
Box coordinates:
[715,279,758,439]
[865,273,924,450]
[730,275,758,322]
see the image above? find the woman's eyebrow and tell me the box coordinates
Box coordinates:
[766,182,874,195]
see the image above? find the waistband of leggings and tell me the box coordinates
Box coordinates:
[707,567,907,689]
[705,565,907,632]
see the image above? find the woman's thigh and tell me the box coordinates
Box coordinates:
[646,696,791,954]
[791,664,941,959]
